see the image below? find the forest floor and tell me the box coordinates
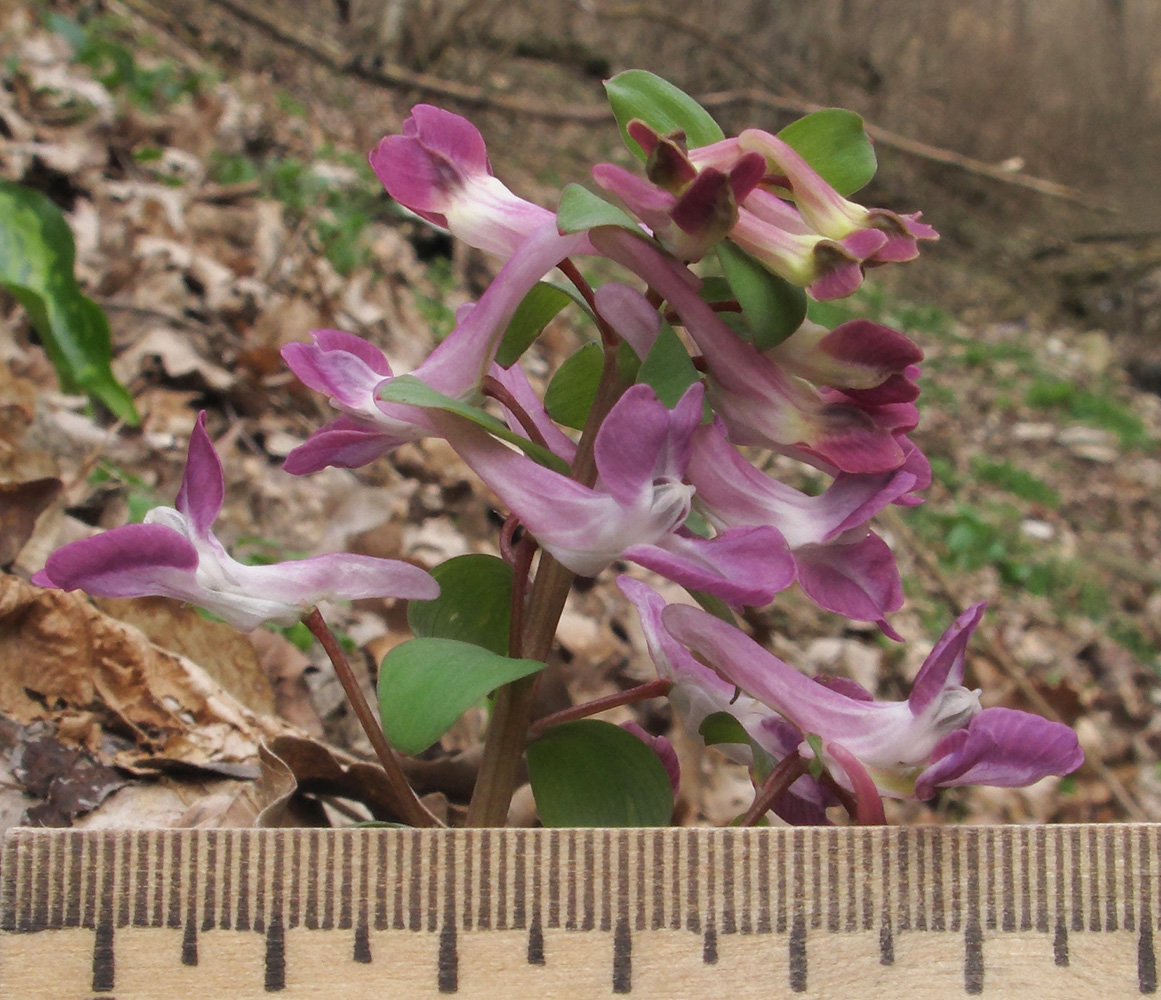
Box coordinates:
[1,0,1160,831]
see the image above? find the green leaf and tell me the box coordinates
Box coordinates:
[688,588,740,626]
[528,720,674,827]
[696,275,735,304]
[556,184,643,235]
[544,341,603,431]
[804,733,825,779]
[604,70,724,159]
[777,109,877,196]
[496,281,587,368]
[0,180,138,423]
[698,711,750,747]
[378,376,570,474]
[407,554,513,656]
[378,638,545,755]
[636,321,700,407]
[715,242,807,349]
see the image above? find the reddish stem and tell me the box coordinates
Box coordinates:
[481,374,551,452]
[303,608,441,828]
[559,258,620,348]
[528,679,673,739]
[739,752,810,827]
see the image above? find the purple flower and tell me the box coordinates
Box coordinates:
[687,418,913,632]
[737,128,939,263]
[618,577,835,824]
[282,223,591,474]
[592,152,766,262]
[592,228,908,474]
[438,382,794,606]
[370,104,555,258]
[33,414,438,631]
[659,600,1083,811]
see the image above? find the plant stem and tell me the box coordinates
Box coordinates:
[739,753,809,827]
[303,608,441,828]
[528,679,673,740]
[465,342,626,827]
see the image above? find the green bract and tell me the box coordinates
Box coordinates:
[378,375,570,473]
[716,242,807,350]
[527,720,674,827]
[0,180,138,423]
[777,109,877,196]
[496,281,589,368]
[556,184,644,235]
[604,69,724,158]
[636,321,701,407]
[378,638,545,755]
[545,341,603,430]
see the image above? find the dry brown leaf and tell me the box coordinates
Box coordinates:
[0,477,62,565]
[0,573,291,771]
[247,627,325,736]
[95,595,278,717]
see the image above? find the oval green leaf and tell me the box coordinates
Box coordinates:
[528,720,675,827]
[544,340,603,430]
[496,281,587,368]
[378,638,545,756]
[715,242,806,349]
[0,180,138,423]
[407,554,513,656]
[636,321,700,407]
[556,184,643,235]
[777,108,877,196]
[604,70,724,159]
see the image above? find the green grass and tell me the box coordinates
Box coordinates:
[50,12,213,113]
[1025,377,1152,449]
[209,150,389,277]
[969,457,1060,508]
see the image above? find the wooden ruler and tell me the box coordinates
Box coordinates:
[0,824,1155,998]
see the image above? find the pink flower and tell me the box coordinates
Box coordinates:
[371,104,555,258]
[33,414,438,631]
[660,601,1083,813]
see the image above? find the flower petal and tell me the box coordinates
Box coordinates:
[914,707,1083,800]
[793,532,904,625]
[175,413,224,537]
[908,602,986,715]
[33,522,199,597]
[625,523,795,608]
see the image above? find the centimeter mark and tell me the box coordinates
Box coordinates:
[0,825,1158,996]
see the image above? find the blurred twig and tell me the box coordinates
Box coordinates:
[119,0,1093,206]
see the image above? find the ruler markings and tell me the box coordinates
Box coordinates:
[999,826,1014,932]
[1,827,1160,996]
[497,827,509,930]
[1087,826,1099,932]
[1141,827,1157,993]
[1069,827,1083,933]
[722,828,735,935]
[1125,825,1136,931]
[426,828,438,933]
[512,829,526,931]
[894,827,908,932]
[1053,826,1068,966]
[479,828,492,930]
[915,827,927,932]
[703,829,717,963]
[1104,825,1117,932]
[547,829,560,930]
[1018,826,1031,932]
[565,829,577,931]
[528,828,543,964]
